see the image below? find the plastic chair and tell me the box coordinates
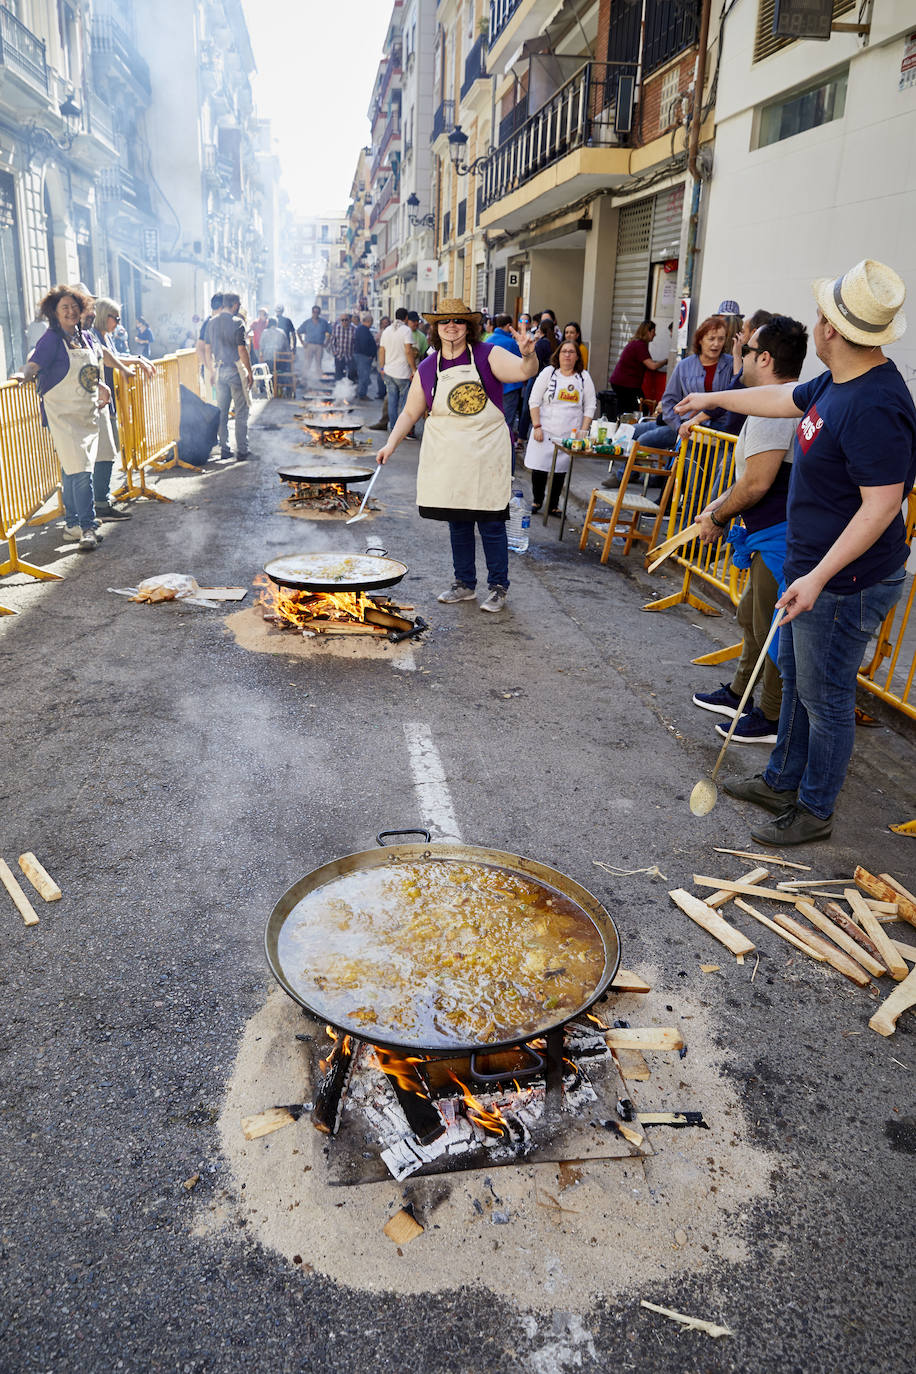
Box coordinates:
[579,444,676,564]
[251,363,273,399]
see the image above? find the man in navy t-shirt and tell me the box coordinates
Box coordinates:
[676,259,916,845]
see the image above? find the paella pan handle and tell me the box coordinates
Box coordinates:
[377,828,432,846]
[364,545,388,557]
[469,1044,545,1083]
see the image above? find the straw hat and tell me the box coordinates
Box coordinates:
[423,296,482,322]
[812,259,906,346]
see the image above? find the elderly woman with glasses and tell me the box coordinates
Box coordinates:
[375,297,538,614]
[84,295,156,518]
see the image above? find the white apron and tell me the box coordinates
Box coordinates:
[524,368,586,474]
[416,347,511,517]
[42,340,101,476]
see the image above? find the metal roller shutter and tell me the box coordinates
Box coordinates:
[608,200,652,377]
[651,184,684,260]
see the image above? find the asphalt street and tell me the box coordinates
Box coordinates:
[1,390,914,1373]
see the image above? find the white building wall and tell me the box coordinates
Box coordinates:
[698,1,916,389]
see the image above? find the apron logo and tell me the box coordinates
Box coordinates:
[78,364,100,394]
[557,386,580,403]
[447,381,487,416]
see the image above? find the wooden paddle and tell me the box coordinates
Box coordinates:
[645,521,702,573]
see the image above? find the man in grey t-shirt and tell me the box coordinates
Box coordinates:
[691,315,808,741]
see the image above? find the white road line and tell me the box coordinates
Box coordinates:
[403,722,462,841]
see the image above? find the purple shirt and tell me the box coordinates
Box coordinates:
[418,342,505,416]
[29,327,72,397]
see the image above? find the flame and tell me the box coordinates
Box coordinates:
[372,1046,427,1095]
[587,1012,609,1031]
[447,1071,507,1136]
[255,571,369,626]
[319,1024,347,1074]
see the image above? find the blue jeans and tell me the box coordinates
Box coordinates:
[354,353,373,398]
[632,419,677,452]
[448,520,509,591]
[215,365,249,454]
[62,471,95,531]
[763,568,906,818]
[384,374,411,432]
[93,459,113,505]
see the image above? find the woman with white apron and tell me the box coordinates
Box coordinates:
[376,298,537,614]
[525,341,597,516]
[15,285,110,552]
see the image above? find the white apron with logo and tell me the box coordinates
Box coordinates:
[42,341,101,476]
[416,347,511,517]
[524,368,586,474]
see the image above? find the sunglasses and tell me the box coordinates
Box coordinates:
[439,318,467,326]
[741,343,761,357]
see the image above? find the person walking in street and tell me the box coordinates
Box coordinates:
[14,284,111,551]
[248,308,269,362]
[525,339,596,515]
[691,314,808,744]
[134,316,154,359]
[330,312,356,381]
[378,308,417,433]
[207,293,253,461]
[275,305,297,355]
[609,321,667,418]
[374,297,538,614]
[676,259,916,844]
[298,305,330,378]
[352,312,377,399]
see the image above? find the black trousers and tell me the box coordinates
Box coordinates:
[530,469,565,510]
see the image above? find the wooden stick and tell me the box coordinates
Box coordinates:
[879,872,916,908]
[704,867,769,910]
[611,1047,651,1081]
[769,910,871,986]
[843,890,909,981]
[0,858,40,927]
[603,1027,684,1051]
[732,897,826,961]
[893,940,916,963]
[640,1301,732,1339]
[692,876,798,903]
[713,847,810,870]
[822,901,885,965]
[865,899,899,915]
[17,852,61,901]
[669,888,756,956]
[311,1036,354,1135]
[609,968,651,993]
[776,877,853,890]
[645,521,702,573]
[794,900,885,978]
[241,1107,297,1140]
[868,965,916,1036]
[855,867,916,930]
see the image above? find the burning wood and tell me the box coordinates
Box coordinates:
[447,1071,509,1138]
[372,1047,445,1145]
[312,1027,354,1134]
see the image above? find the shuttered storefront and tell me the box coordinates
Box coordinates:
[608,184,684,378]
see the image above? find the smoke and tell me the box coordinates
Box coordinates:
[333,378,356,403]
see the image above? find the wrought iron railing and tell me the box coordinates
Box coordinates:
[97,165,152,214]
[91,14,151,95]
[431,97,455,142]
[0,4,48,93]
[86,92,117,148]
[461,34,488,99]
[489,0,521,46]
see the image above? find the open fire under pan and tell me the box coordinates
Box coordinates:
[277,463,375,510]
[266,832,646,1183]
[261,553,427,640]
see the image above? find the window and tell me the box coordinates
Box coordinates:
[753,0,854,64]
[755,67,847,148]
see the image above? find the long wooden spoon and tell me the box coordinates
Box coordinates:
[690,608,786,816]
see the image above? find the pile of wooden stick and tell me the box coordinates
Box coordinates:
[0,852,61,926]
[668,848,916,1037]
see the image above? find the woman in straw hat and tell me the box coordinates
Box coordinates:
[675,258,916,845]
[375,297,538,613]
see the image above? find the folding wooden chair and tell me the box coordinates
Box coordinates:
[272,352,296,398]
[579,444,676,564]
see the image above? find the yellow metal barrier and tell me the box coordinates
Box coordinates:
[114,349,203,503]
[646,429,916,727]
[0,377,64,613]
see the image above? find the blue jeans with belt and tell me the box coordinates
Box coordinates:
[762,567,906,818]
[448,520,510,591]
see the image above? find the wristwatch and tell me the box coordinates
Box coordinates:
[710,509,728,529]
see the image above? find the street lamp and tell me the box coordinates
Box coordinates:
[447,124,496,176]
[25,94,83,161]
[405,192,434,229]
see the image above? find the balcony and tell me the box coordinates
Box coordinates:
[97,164,152,216]
[489,1,521,46]
[460,35,488,101]
[369,171,399,228]
[478,62,630,232]
[91,15,151,99]
[0,4,49,101]
[373,109,401,175]
[431,98,455,144]
[487,0,559,69]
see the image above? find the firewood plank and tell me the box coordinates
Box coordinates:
[692,876,798,903]
[868,964,916,1036]
[603,1027,684,1052]
[855,867,916,930]
[769,910,871,986]
[669,888,756,956]
[844,889,909,980]
[241,1107,297,1140]
[611,1047,651,1081]
[609,968,651,993]
[705,867,769,909]
[879,873,916,908]
[17,852,62,902]
[732,897,826,961]
[794,900,886,977]
[0,859,40,926]
[893,940,916,963]
[713,847,810,870]
[821,901,885,965]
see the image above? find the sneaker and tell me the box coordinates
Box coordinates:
[692,682,749,719]
[437,582,476,603]
[723,773,797,814]
[751,803,833,846]
[95,500,132,520]
[715,706,779,744]
[219,447,232,460]
[480,586,508,614]
[78,530,98,551]
[62,525,82,542]
[600,474,621,490]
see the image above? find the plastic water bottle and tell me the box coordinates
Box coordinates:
[507,488,530,553]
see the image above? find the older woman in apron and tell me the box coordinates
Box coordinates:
[15,285,111,552]
[525,340,597,515]
[376,298,537,613]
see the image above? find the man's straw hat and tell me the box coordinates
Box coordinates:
[811,259,906,347]
[423,296,482,322]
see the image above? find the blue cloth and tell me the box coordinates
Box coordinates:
[763,565,906,817]
[448,518,510,590]
[659,353,742,434]
[788,361,916,594]
[727,520,788,664]
[354,352,372,398]
[489,327,523,393]
[62,470,96,531]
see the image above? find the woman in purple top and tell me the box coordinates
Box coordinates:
[375,297,537,614]
[609,320,666,416]
[14,285,111,551]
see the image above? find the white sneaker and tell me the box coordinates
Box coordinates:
[78,530,98,551]
[62,525,81,542]
[480,586,508,613]
[438,582,476,603]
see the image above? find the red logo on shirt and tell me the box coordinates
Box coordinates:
[796,403,824,453]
